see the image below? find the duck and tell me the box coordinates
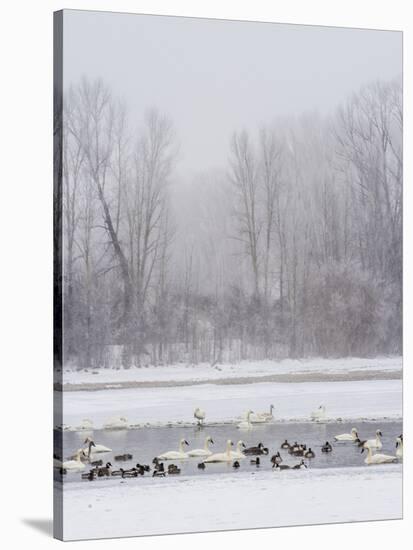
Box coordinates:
[62,451,87,471]
[243,442,267,456]
[114,453,133,461]
[292,460,307,469]
[321,441,333,453]
[361,446,397,465]
[232,460,240,469]
[274,463,291,470]
[334,427,359,442]
[103,416,129,430]
[158,439,190,460]
[396,436,403,459]
[204,440,234,463]
[271,452,283,466]
[231,440,247,459]
[311,405,326,421]
[197,462,206,470]
[304,448,315,458]
[188,436,214,457]
[358,430,383,450]
[83,436,112,454]
[194,407,206,426]
[250,457,260,466]
[237,410,254,430]
[281,440,290,449]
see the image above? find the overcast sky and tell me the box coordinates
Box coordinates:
[63,10,402,178]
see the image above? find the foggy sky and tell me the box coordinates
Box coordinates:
[63,10,402,178]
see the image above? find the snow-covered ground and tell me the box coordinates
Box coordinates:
[62,356,402,387]
[62,464,402,540]
[61,378,402,429]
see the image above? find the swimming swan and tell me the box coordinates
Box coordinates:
[103,416,129,430]
[311,405,326,421]
[204,440,234,463]
[158,438,189,460]
[396,436,403,458]
[194,407,206,425]
[334,427,359,442]
[361,446,397,465]
[238,410,254,429]
[359,430,382,450]
[63,451,86,471]
[83,436,112,454]
[188,436,214,457]
[230,440,247,459]
[76,418,94,431]
[251,404,274,422]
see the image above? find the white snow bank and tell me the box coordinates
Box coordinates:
[62,465,402,540]
[62,356,402,386]
[61,378,402,429]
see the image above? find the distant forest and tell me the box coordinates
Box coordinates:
[56,77,402,369]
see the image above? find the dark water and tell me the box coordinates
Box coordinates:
[55,420,402,483]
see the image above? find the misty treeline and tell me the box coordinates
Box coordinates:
[60,77,402,369]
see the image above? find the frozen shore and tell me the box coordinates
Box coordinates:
[61,378,402,430]
[62,464,402,540]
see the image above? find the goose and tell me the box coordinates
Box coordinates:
[358,430,383,450]
[334,427,359,442]
[81,470,96,481]
[158,438,190,460]
[63,451,86,471]
[281,440,290,450]
[250,457,260,466]
[361,446,397,465]
[97,462,112,476]
[292,460,307,469]
[232,460,240,469]
[396,437,403,459]
[83,436,112,454]
[271,452,283,466]
[321,441,332,453]
[304,448,315,458]
[288,442,300,454]
[231,440,247,459]
[274,463,291,470]
[153,470,166,477]
[204,440,234,463]
[168,464,181,475]
[114,453,133,461]
[90,459,103,467]
[311,405,326,421]
[237,410,254,430]
[243,442,267,455]
[103,416,129,430]
[197,462,206,470]
[194,407,206,425]
[188,436,214,457]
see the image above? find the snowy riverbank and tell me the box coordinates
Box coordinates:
[61,378,402,430]
[62,464,402,540]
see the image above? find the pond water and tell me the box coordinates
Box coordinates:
[56,420,402,483]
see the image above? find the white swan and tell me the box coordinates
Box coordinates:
[204,440,234,463]
[83,436,112,454]
[188,436,214,457]
[194,407,206,425]
[311,405,326,421]
[230,440,247,459]
[103,416,129,430]
[238,410,254,429]
[360,429,383,450]
[396,436,403,458]
[256,404,274,421]
[362,446,397,465]
[334,427,359,442]
[62,450,86,471]
[76,418,94,431]
[158,438,189,460]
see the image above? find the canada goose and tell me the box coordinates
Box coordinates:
[292,446,306,457]
[243,442,266,455]
[271,452,283,466]
[155,462,165,473]
[231,440,247,459]
[292,460,307,469]
[311,405,326,421]
[97,462,112,477]
[334,427,359,442]
[188,436,214,457]
[237,410,254,430]
[137,463,150,472]
[83,437,112,454]
[358,430,383,450]
[152,470,166,477]
[321,442,333,453]
[304,448,315,458]
[288,442,300,454]
[114,453,133,461]
[232,460,240,469]
[158,438,190,460]
[396,437,403,458]
[194,407,206,425]
[275,463,291,470]
[90,459,103,467]
[197,462,206,470]
[168,464,181,475]
[111,468,124,477]
[81,470,96,481]
[204,440,234,463]
[281,440,290,449]
[250,457,260,465]
[361,446,397,465]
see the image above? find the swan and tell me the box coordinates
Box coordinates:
[76,418,94,431]
[396,436,403,458]
[188,436,214,457]
[194,407,206,425]
[103,416,129,430]
[238,410,254,429]
[362,446,397,465]
[158,438,189,460]
[230,440,247,459]
[358,430,383,450]
[204,440,234,463]
[311,405,326,421]
[83,436,112,454]
[250,404,274,422]
[334,427,359,442]
[62,451,86,471]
